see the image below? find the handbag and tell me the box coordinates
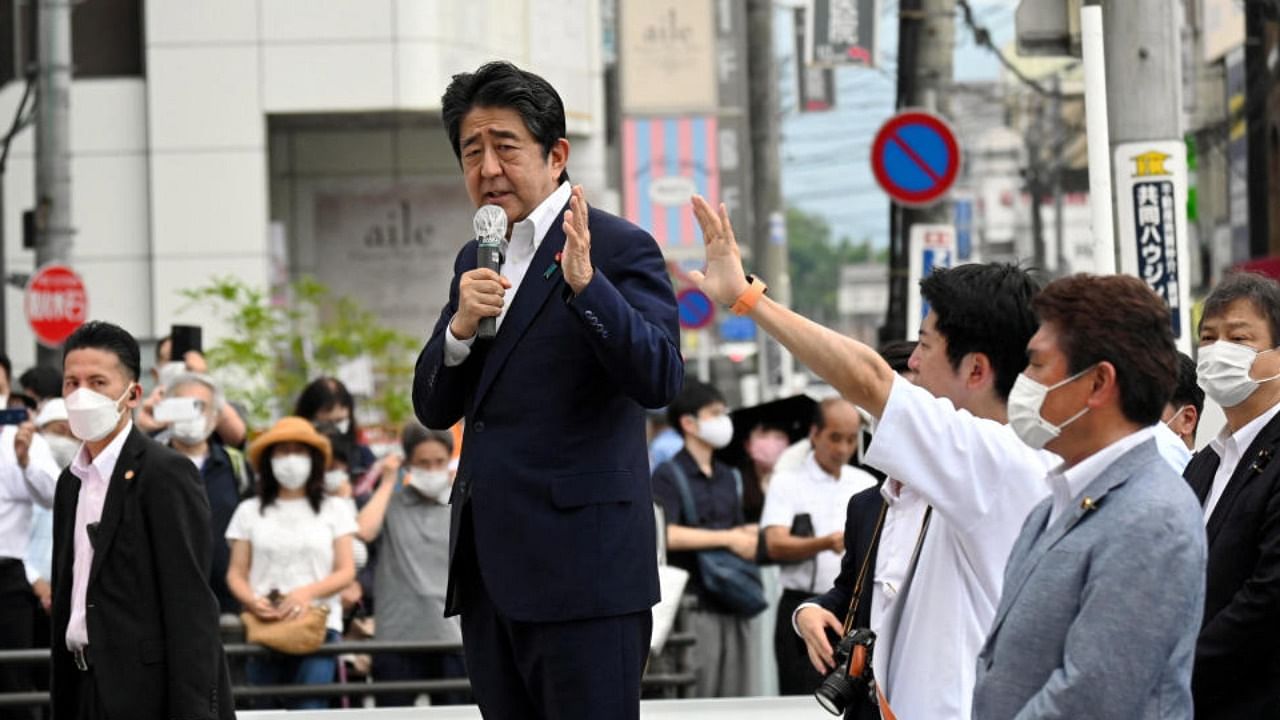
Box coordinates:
[240,604,329,655]
[665,461,767,618]
[651,503,691,653]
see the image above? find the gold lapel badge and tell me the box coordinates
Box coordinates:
[124,470,135,481]
[1081,497,1098,512]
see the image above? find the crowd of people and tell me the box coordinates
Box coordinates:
[2,56,1280,720]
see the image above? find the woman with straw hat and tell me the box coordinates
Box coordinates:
[225,416,357,709]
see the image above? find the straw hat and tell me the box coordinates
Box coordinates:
[248,416,332,472]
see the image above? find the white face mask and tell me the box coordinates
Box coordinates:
[323,469,348,493]
[171,415,214,446]
[697,415,735,450]
[65,384,134,442]
[1164,405,1188,431]
[272,453,312,490]
[42,433,80,467]
[1197,341,1280,408]
[334,418,351,435]
[1007,367,1093,451]
[408,468,453,503]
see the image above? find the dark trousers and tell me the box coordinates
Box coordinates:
[776,587,826,696]
[0,560,37,720]
[372,650,469,706]
[72,670,106,720]
[455,525,652,720]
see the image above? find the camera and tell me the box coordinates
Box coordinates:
[814,628,877,716]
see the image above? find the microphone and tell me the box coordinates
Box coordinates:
[474,205,507,341]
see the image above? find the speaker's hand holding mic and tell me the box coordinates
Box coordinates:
[450,205,511,342]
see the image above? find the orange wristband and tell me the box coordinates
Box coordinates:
[731,275,768,316]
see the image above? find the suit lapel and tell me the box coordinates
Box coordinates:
[472,204,569,411]
[987,441,1149,639]
[1205,412,1280,544]
[1184,449,1219,506]
[87,428,145,589]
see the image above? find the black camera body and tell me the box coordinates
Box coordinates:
[815,628,878,716]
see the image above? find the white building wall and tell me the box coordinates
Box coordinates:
[2,0,605,370]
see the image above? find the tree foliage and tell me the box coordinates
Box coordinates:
[178,276,419,430]
[786,208,886,322]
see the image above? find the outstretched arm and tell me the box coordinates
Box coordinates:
[689,196,894,418]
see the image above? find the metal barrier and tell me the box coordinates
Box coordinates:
[0,633,698,709]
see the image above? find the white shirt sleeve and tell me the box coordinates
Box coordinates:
[760,470,798,530]
[863,374,1053,536]
[444,315,477,367]
[21,433,58,509]
[225,498,257,542]
[324,496,358,538]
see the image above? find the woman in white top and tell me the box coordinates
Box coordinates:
[226,416,356,710]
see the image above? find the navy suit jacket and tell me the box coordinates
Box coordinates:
[413,202,683,624]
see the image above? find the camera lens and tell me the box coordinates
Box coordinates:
[814,673,858,716]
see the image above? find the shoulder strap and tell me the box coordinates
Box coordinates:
[664,460,700,527]
[224,446,251,497]
[843,499,889,634]
[730,467,743,501]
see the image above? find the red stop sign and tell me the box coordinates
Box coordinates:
[25,264,87,347]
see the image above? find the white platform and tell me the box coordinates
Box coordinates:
[241,696,827,719]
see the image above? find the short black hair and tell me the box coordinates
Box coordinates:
[667,380,725,438]
[1201,272,1280,346]
[919,263,1041,401]
[62,321,141,382]
[19,365,62,402]
[0,353,9,386]
[877,340,917,376]
[401,421,454,459]
[441,61,570,184]
[1170,351,1204,416]
[295,377,358,440]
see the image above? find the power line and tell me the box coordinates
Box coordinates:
[955,0,1061,98]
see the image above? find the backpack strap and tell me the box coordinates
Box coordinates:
[663,459,701,527]
[224,446,252,498]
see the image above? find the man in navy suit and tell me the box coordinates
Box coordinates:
[413,62,683,719]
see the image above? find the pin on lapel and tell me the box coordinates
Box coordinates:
[124,469,135,481]
[544,252,562,280]
[1080,496,1098,512]
[1251,449,1274,476]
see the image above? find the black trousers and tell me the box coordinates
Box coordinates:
[72,670,107,720]
[454,516,651,719]
[0,559,37,720]
[775,587,827,696]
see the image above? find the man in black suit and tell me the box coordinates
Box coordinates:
[414,62,683,718]
[1184,272,1280,719]
[50,322,233,720]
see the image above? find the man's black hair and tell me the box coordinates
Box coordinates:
[667,380,725,438]
[919,263,1041,401]
[1170,351,1204,416]
[19,365,62,402]
[1201,272,1280,345]
[877,340,917,376]
[441,61,570,184]
[62,321,141,382]
[0,353,9,386]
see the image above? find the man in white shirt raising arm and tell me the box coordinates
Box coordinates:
[690,196,1056,719]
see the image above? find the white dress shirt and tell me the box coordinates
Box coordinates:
[0,427,58,576]
[760,452,877,593]
[66,422,132,651]
[1203,401,1280,522]
[444,181,573,367]
[1152,420,1193,475]
[1045,427,1154,526]
[855,376,1056,720]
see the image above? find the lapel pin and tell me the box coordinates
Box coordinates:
[124,470,135,481]
[544,253,562,280]
[1081,497,1097,512]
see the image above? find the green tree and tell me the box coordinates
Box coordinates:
[178,276,419,431]
[786,208,884,322]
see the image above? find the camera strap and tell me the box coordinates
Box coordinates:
[843,500,888,635]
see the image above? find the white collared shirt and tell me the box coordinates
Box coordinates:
[1204,401,1280,522]
[1152,421,1193,475]
[760,452,876,593]
[66,421,133,651]
[0,427,58,580]
[858,376,1056,720]
[1045,427,1154,526]
[869,478,930,641]
[444,181,573,367]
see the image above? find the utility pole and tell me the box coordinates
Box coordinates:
[746,0,791,401]
[1051,74,1065,274]
[1027,93,1046,269]
[883,0,955,342]
[34,0,73,367]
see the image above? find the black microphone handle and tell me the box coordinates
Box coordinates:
[476,242,503,340]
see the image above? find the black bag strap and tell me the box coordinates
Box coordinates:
[666,458,743,527]
[843,499,888,635]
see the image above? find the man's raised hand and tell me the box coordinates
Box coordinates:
[562,185,594,294]
[689,195,750,307]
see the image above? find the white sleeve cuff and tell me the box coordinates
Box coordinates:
[444,316,477,367]
[792,601,824,637]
